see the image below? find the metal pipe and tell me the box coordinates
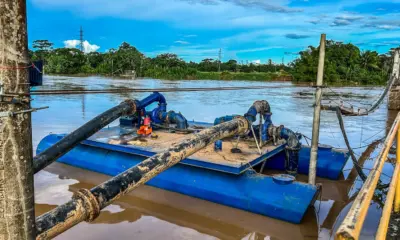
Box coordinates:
[35,117,249,239]
[33,100,137,173]
[309,33,326,185]
[335,112,400,240]
[376,157,400,239]
[395,126,400,213]
[139,92,166,109]
[0,0,36,239]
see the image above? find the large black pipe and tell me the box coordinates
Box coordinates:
[35,116,249,239]
[33,100,137,173]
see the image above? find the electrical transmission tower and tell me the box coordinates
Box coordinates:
[79,26,84,52]
[218,48,222,72]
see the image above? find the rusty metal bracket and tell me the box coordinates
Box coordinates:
[72,189,101,222]
[0,106,48,118]
[0,94,31,104]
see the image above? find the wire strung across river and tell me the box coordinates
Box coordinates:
[29,85,295,95]
[324,74,397,116]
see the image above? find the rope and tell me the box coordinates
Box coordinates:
[335,107,368,181]
[335,107,389,189]
[0,63,33,70]
[367,74,395,113]
[0,63,42,73]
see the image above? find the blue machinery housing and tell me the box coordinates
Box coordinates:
[120,92,188,129]
[36,92,349,224]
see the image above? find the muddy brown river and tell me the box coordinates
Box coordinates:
[32,76,396,240]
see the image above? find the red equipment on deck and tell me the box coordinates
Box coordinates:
[137,116,152,135]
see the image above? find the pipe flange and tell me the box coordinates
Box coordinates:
[123,99,137,115]
[73,189,101,222]
[233,115,250,134]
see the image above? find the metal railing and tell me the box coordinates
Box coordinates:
[335,112,400,240]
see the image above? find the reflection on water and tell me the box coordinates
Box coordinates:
[33,76,395,240]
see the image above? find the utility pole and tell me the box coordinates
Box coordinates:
[79,26,84,53]
[0,0,36,239]
[309,34,326,185]
[218,48,222,72]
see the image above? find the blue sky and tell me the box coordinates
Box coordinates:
[27,0,400,63]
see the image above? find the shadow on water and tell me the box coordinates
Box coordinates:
[36,163,318,240]
[32,75,397,240]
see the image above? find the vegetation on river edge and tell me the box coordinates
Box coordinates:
[30,40,396,84]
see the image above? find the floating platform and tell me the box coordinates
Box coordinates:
[37,121,349,224]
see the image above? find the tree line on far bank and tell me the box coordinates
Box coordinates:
[30,39,396,85]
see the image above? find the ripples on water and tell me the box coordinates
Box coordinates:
[32,76,395,240]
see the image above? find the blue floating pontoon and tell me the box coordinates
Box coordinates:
[36,92,349,224]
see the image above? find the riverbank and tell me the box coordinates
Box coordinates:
[138,70,292,81]
[45,70,293,82]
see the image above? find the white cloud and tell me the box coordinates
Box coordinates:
[174,40,190,44]
[63,40,100,53]
[252,59,261,64]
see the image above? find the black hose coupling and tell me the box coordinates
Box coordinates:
[123,99,138,115]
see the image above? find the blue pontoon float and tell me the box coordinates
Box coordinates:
[37,92,349,224]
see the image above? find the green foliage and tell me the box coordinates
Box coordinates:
[31,40,54,62]
[30,39,391,84]
[290,40,391,85]
[45,48,86,74]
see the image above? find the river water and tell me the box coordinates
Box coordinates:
[32,76,396,240]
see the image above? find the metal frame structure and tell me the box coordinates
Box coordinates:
[335,112,400,239]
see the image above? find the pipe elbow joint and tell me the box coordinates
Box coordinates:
[280,127,301,150]
[245,100,271,123]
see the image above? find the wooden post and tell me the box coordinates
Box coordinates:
[0,0,36,239]
[388,50,400,110]
[308,33,326,185]
[394,50,399,79]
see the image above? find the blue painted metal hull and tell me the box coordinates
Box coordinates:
[37,134,319,224]
[266,146,348,180]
